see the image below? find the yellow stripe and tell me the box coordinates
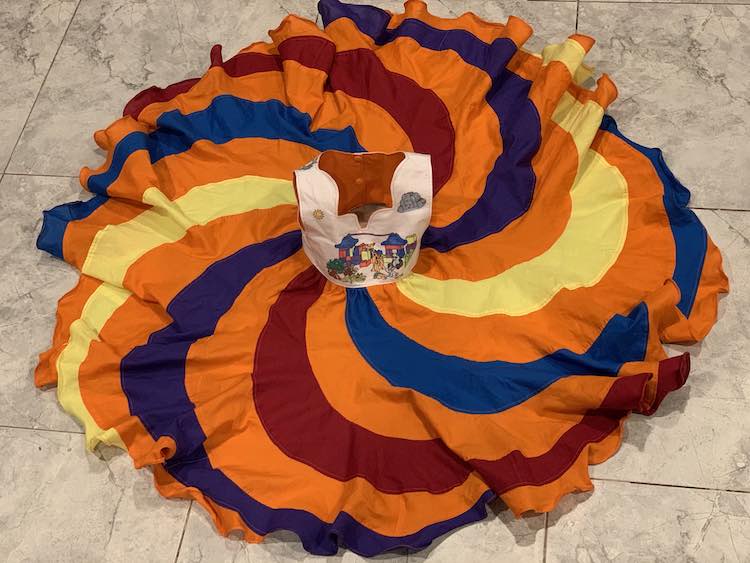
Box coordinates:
[59,174,295,450]
[397,94,629,317]
[82,175,296,287]
[56,282,131,450]
[541,38,587,79]
[523,40,594,85]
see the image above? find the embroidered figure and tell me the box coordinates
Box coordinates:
[371,252,387,280]
[330,233,416,284]
[312,209,325,221]
[397,191,427,212]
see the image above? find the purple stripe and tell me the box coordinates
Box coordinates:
[169,458,494,556]
[120,230,302,460]
[119,229,493,555]
[319,0,541,252]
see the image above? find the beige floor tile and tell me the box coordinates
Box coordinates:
[546,480,750,562]
[0,0,77,170]
[579,3,750,210]
[582,0,750,5]
[408,499,544,562]
[0,428,189,562]
[423,0,579,52]
[6,0,290,177]
[0,174,82,432]
[591,210,750,492]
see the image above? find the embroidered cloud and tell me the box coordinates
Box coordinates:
[397,191,427,212]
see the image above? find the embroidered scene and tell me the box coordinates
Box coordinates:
[328,233,418,283]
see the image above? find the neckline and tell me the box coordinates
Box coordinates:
[313,151,411,232]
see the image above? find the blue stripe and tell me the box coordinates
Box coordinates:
[345,289,649,414]
[87,96,365,195]
[600,114,707,316]
[36,195,109,259]
[37,97,365,261]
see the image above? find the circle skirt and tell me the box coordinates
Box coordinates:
[35,0,728,556]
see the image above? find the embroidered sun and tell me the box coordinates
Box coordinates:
[312,209,325,221]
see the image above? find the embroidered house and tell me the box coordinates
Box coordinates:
[335,234,360,262]
[382,233,408,259]
[406,234,417,254]
[331,232,417,283]
[356,242,375,267]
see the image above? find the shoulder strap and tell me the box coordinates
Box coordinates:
[294,158,340,229]
[390,152,433,211]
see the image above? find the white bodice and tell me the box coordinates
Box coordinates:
[294,151,433,287]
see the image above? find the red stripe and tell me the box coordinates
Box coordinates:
[253,265,691,495]
[122,46,282,119]
[252,267,472,494]
[470,354,690,494]
[280,39,455,193]
[640,353,690,416]
[121,37,455,193]
[123,77,201,119]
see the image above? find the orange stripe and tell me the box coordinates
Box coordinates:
[34,275,102,387]
[307,285,650,460]
[413,43,613,280]
[374,127,675,362]
[75,208,297,464]
[414,121,576,280]
[77,292,175,465]
[153,465,264,542]
[183,254,489,537]
[62,139,313,265]
[79,69,412,207]
[121,206,298,303]
[374,38,501,226]
[500,406,624,516]
[663,234,729,342]
[78,118,153,195]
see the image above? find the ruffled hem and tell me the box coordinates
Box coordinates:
[32,0,728,557]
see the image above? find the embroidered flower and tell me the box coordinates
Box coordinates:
[312,209,325,221]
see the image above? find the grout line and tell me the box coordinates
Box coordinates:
[2,0,82,177]
[3,172,79,179]
[542,512,549,563]
[575,0,581,30]
[690,206,750,212]
[173,500,193,563]
[591,476,750,495]
[0,424,84,435]
[711,209,750,241]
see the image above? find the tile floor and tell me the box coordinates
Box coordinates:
[0,0,748,561]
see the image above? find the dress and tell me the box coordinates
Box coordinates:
[34,0,729,556]
[295,150,432,286]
